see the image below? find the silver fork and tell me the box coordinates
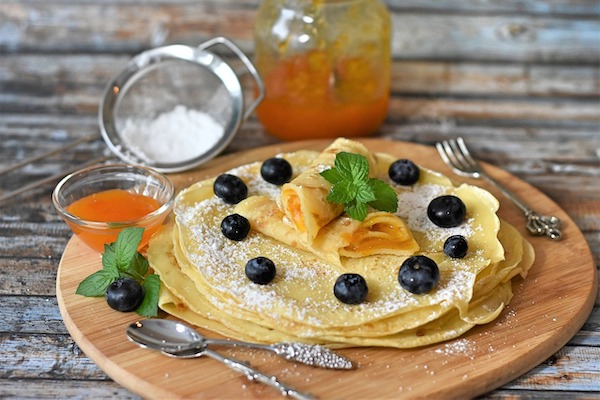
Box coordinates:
[436,137,562,240]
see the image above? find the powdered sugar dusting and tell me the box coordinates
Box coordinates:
[171,152,500,339]
[395,183,475,242]
[175,185,482,329]
[227,162,282,201]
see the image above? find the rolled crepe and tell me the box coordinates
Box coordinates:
[324,212,419,259]
[280,138,377,242]
[235,196,418,266]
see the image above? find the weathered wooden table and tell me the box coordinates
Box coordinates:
[1,1,599,399]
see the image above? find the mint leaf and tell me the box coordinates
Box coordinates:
[320,151,398,221]
[114,227,144,272]
[76,269,118,297]
[320,168,344,185]
[128,252,149,278]
[327,180,354,204]
[346,200,369,221]
[354,180,376,204]
[335,152,369,182]
[136,274,161,317]
[102,243,118,272]
[368,178,398,212]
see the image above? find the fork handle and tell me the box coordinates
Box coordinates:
[203,348,315,400]
[480,174,562,240]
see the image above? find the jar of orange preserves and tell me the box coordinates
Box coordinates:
[254,0,391,140]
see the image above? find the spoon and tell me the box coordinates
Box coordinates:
[127,321,315,400]
[127,319,354,370]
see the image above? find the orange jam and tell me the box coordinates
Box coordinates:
[256,51,389,141]
[65,189,164,252]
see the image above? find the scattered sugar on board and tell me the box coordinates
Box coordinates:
[435,338,476,359]
[120,104,224,163]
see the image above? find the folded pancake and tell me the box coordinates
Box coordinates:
[146,138,536,349]
[166,154,507,332]
[235,196,419,266]
[323,211,419,259]
[280,138,377,242]
[150,221,533,347]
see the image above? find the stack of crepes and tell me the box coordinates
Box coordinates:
[147,138,534,348]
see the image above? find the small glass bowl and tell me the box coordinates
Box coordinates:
[52,164,175,252]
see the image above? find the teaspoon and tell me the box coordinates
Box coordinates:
[127,319,353,370]
[127,321,315,400]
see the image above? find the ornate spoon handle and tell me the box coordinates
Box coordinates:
[203,348,315,400]
[204,339,353,370]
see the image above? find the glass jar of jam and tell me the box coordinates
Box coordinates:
[254,0,391,140]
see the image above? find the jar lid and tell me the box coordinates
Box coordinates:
[98,37,264,173]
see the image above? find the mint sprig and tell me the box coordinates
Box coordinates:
[76,227,161,317]
[320,152,398,221]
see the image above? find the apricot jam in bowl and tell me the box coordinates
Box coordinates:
[52,164,175,252]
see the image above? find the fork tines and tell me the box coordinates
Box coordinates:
[435,137,482,178]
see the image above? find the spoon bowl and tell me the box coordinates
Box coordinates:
[127,319,204,353]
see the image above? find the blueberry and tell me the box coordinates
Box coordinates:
[427,195,466,228]
[333,273,368,304]
[389,159,420,185]
[105,278,144,312]
[213,174,248,204]
[221,214,251,241]
[398,256,440,294]
[245,256,276,285]
[443,235,468,258]
[261,157,293,185]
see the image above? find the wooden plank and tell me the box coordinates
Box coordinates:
[6,0,600,17]
[386,0,600,15]
[1,4,599,63]
[505,346,600,392]
[0,230,71,259]
[3,113,599,144]
[572,307,600,346]
[386,97,600,126]
[485,389,600,399]
[2,55,598,99]
[0,259,59,296]
[2,90,598,129]
[1,55,598,128]
[393,62,600,97]
[0,379,140,400]
[0,334,107,380]
[3,296,67,334]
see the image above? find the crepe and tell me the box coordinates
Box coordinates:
[147,138,535,349]
[234,196,419,266]
[280,138,377,242]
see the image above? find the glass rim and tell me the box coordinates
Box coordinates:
[52,163,175,229]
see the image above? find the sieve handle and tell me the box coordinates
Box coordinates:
[197,37,265,121]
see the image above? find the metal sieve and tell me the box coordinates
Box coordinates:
[99,37,264,173]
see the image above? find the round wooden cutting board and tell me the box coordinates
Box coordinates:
[56,139,597,399]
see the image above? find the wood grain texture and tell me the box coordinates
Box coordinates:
[56,139,597,400]
[1,0,599,398]
[2,2,599,63]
